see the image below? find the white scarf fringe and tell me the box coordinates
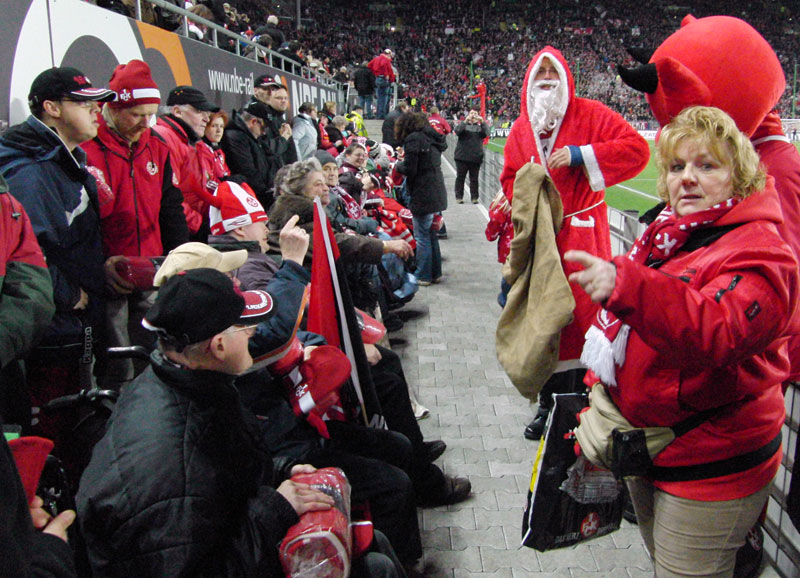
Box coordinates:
[580,323,631,387]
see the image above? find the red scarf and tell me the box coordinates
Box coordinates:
[582,199,738,385]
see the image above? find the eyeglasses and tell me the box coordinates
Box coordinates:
[223,324,259,336]
[61,99,98,109]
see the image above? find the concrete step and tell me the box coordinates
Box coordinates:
[363,119,384,141]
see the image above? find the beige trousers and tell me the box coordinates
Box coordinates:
[626,477,770,578]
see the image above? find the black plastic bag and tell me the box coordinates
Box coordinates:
[521,393,626,551]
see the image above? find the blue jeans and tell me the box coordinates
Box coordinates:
[358,94,374,119]
[412,213,441,282]
[375,76,390,119]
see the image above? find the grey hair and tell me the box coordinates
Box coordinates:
[283,158,323,196]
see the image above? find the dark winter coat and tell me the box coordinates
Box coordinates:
[221,110,275,209]
[77,351,298,578]
[381,107,406,148]
[0,116,106,349]
[396,126,448,215]
[353,66,376,97]
[454,120,490,163]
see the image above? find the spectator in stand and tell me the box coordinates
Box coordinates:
[174,4,214,43]
[326,115,348,153]
[333,66,349,85]
[353,61,376,120]
[369,49,396,119]
[382,100,410,148]
[395,112,448,286]
[221,100,275,209]
[154,85,220,241]
[83,60,190,387]
[0,67,114,446]
[346,105,368,138]
[267,158,412,267]
[427,106,452,136]
[453,110,489,204]
[279,41,305,75]
[0,175,54,427]
[254,14,285,47]
[199,110,231,187]
[77,267,407,578]
[251,75,297,179]
[495,47,649,441]
[320,101,337,124]
[291,102,320,161]
[2,423,78,578]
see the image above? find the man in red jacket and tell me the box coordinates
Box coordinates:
[496,47,649,440]
[83,60,189,387]
[368,49,396,120]
[154,85,220,240]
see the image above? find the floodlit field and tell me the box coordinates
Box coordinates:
[487,139,800,216]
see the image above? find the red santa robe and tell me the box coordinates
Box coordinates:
[498,46,650,364]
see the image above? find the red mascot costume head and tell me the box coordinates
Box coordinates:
[618,15,785,136]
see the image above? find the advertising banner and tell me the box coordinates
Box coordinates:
[1,0,342,127]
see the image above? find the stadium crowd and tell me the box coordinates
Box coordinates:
[87,0,800,125]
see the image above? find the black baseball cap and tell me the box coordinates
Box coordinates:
[142,268,274,350]
[255,74,282,89]
[166,86,220,112]
[28,67,115,107]
[242,99,272,120]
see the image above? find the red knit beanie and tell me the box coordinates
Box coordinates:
[108,60,161,109]
[209,181,268,235]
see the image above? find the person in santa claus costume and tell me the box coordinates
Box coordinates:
[492,46,649,440]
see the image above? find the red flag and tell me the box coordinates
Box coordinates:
[306,198,385,428]
[308,198,341,346]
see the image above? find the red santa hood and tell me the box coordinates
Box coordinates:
[620,15,784,136]
[519,46,575,136]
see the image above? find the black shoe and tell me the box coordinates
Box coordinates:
[733,526,763,578]
[524,410,549,440]
[456,198,464,204]
[397,309,427,322]
[424,440,446,461]
[420,475,471,507]
[383,314,404,332]
[471,198,479,204]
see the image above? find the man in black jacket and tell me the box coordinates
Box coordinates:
[381,100,409,148]
[251,75,297,183]
[353,62,376,119]
[453,110,490,204]
[221,100,276,209]
[77,268,337,578]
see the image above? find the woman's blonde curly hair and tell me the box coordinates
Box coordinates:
[656,106,766,202]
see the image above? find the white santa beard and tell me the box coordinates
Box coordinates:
[530,81,565,134]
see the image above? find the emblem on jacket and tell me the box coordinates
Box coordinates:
[147,161,159,176]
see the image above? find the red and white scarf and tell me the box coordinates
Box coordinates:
[581,199,738,385]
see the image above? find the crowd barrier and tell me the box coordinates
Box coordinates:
[459,132,800,577]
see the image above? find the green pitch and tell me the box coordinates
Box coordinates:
[488,139,800,216]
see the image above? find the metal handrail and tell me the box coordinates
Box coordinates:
[132,0,346,93]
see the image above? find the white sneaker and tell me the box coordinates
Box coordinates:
[412,399,430,420]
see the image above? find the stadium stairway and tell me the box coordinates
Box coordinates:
[388,153,781,578]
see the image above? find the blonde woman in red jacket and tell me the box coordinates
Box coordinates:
[567,106,800,577]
